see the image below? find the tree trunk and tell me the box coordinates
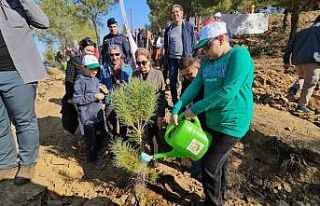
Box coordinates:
[92,15,100,47]
[282,9,289,30]
[289,7,300,41]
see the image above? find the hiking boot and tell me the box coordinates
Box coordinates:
[0,167,18,182]
[14,164,35,185]
[295,105,315,114]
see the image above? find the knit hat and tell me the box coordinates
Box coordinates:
[213,12,222,18]
[82,55,100,69]
[107,18,117,27]
[194,21,228,50]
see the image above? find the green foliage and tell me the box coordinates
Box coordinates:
[38,0,95,48]
[110,138,158,180]
[44,43,57,66]
[110,78,158,144]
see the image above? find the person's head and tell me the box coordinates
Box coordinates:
[213,12,222,21]
[82,55,100,78]
[107,18,119,35]
[179,57,200,81]
[135,48,152,74]
[171,4,184,24]
[108,44,122,66]
[79,37,95,56]
[194,21,230,60]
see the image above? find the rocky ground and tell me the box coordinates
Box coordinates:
[0,11,319,206]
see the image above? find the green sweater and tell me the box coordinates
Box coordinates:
[172,46,254,138]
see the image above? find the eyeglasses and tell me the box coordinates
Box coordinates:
[136,60,148,66]
[110,53,120,57]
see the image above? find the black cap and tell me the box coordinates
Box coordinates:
[107,18,117,27]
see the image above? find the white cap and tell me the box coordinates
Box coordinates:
[82,55,100,69]
[213,12,222,18]
[194,21,228,50]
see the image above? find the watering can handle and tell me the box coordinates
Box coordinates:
[165,112,202,144]
[178,112,202,129]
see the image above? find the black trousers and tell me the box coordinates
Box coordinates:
[84,121,106,162]
[202,129,240,206]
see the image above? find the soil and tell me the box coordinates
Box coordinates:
[1,11,320,206]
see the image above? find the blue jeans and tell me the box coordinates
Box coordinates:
[0,71,39,169]
[168,58,181,104]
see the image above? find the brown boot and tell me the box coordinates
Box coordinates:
[0,167,18,181]
[14,164,36,185]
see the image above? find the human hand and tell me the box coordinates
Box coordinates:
[170,114,178,126]
[100,85,108,94]
[95,93,105,100]
[184,108,196,120]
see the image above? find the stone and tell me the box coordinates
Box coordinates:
[0,180,46,206]
[282,182,292,193]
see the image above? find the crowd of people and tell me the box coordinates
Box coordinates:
[0,0,319,206]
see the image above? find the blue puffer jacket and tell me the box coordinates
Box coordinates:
[99,64,133,104]
[283,23,320,65]
[164,21,196,58]
[73,74,103,125]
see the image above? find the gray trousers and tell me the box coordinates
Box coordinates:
[0,71,39,169]
[292,63,320,106]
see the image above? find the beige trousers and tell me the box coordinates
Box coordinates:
[294,63,320,106]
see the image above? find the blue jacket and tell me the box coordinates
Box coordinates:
[101,33,133,66]
[99,64,133,104]
[164,21,196,58]
[73,74,103,125]
[283,23,320,65]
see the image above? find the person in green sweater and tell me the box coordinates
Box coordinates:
[170,21,254,205]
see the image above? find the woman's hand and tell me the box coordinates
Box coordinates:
[185,108,196,120]
[170,114,178,126]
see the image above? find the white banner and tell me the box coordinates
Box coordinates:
[222,13,268,35]
[119,0,137,62]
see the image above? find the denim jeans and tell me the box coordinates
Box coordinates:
[0,71,39,169]
[168,58,181,104]
[202,129,240,206]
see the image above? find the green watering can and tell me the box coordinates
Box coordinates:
[141,114,213,163]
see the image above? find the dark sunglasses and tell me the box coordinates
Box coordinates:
[110,53,120,57]
[203,38,215,50]
[136,60,148,66]
[88,67,100,71]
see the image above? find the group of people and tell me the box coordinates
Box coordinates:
[1,0,317,206]
[62,4,254,206]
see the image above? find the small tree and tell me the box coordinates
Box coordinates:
[110,78,159,204]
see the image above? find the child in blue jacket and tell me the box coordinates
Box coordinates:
[73,55,108,168]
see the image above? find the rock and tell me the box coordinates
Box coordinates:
[0,180,46,206]
[282,182,292,193]
[83,197,116,206]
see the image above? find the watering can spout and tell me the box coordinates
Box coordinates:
[140,150,184,163]
[153,150,184,160]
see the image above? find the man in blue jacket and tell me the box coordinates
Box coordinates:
[99,44,133,139]
[101,18,133,67]
[283,15,320,114]
[164,4,197,105]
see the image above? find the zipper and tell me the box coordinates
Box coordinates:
[0,0,8,20]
